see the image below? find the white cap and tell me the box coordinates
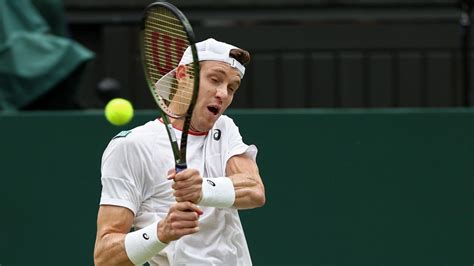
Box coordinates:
[179,38,246,78]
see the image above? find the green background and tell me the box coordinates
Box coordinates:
[0,109,472,265]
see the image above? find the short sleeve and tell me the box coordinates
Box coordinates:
[99,138,144,215]
[224,118,258,164]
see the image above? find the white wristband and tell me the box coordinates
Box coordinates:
[198,177,235,208]
[124,221,167,265]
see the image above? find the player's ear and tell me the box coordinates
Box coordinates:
[176,65,187,80]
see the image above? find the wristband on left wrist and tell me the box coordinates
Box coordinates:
[198,177,235,208]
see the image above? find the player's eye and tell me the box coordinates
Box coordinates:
[209,76,220,84]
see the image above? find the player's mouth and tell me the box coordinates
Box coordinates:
[207,104,221,117]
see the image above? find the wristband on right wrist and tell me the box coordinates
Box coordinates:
[124,221,167,265]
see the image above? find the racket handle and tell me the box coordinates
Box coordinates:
[176,163,187,173]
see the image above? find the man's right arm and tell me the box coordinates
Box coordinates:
[94,202,203,266]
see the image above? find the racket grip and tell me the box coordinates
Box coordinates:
[175,163,187,173]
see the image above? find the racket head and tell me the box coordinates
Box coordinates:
[140,2,200,167]
[140,2,200,120]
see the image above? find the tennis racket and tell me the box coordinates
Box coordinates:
[140,2,200,173]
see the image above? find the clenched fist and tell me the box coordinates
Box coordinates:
[168,168,203,203]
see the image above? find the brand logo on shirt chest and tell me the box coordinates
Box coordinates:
[213,129,221,141]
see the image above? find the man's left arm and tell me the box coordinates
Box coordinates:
[171,154,265,209]
[225,154,265,209]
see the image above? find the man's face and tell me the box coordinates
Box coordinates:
[186,60,242,132]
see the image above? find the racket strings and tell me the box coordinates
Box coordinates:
[148,13,181,24]
[145,61,196,90]
[145,62,196,92]
[145,11,187,39]
[143,7,197,118]
[143,47,184,59]
[145,21,187,38]
[154,94,193,106]
[143,49,188,75]
[155,75,196,115]
[154,84,195,100]
[147,12,182,24]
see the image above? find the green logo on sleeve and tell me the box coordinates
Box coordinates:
[112,130,131,139]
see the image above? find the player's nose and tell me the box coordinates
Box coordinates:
[215,84,229,100]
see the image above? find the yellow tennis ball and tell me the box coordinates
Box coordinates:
[105,98,134,126]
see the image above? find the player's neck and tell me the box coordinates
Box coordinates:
[169,117,206,135]
[169,117,184,131]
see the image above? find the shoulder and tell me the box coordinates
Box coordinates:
[116,119,160,140]
[214,115,239,129]
[105,120,161,152]
[210,115,243,143]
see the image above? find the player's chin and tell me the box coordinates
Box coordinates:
[196,115,220,132]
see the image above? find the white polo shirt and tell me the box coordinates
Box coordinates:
[100,115,257,265]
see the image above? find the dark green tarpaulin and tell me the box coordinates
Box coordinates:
[0,0,94,110]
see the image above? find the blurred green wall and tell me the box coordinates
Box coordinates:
[0,109,472,265]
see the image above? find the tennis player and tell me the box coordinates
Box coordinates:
[94,38,265,265]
